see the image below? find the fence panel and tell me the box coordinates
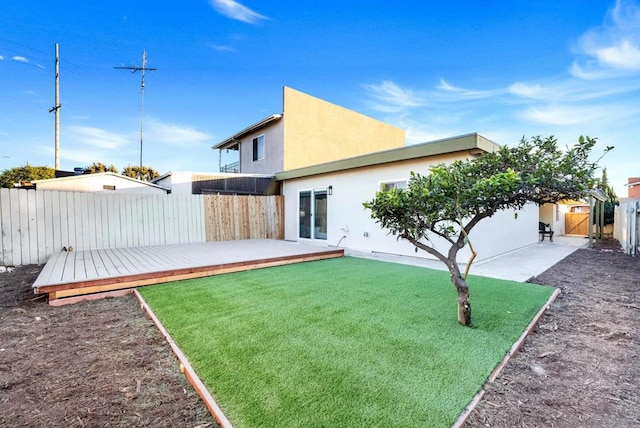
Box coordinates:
[0,189,281,266]
[203,195,284,243]
[615,200,640,256]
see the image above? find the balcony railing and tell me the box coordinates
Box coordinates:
[220,162,239,173]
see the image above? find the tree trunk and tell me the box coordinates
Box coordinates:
[457,286,472,326]
[451,271,472,326]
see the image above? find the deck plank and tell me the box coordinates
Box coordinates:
[32,240,344,302]
[96,248,119,277]
[84,250,99,280]
[92,249,110,279]
[60,252,76,283]
[33,252,64,286]
[108,248,139,274]
[101,247,132,276]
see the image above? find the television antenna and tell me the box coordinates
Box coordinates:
[115,50,157,179]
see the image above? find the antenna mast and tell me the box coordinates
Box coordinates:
[115,50,157,179]
[49,43,61,170]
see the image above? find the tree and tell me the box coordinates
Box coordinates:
[122,165,160,181]
[363,136,611,326]
[0,164,55,188]
[596,168,618,225]
[83,162,118,174]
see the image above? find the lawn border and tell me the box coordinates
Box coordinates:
[452,287,561,428]
[133,289,233,428]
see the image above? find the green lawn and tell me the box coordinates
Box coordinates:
[138,256,554,427]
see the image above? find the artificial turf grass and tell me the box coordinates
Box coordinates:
[138,256,554,427]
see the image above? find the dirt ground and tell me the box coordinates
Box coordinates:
[0,266,215,427]
[466,239,640,428]
[1,240,638,427]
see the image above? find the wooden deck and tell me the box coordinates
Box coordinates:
[33,239,344,303]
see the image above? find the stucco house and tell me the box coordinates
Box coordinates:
[212,86,406,175]
[32,172,168,194]
[276,133,539,263]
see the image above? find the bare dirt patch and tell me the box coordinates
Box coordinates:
[466,240,640,427]
[0,266,215,427]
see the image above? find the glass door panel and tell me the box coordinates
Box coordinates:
[314,190,327,240]
[299,191,311,239]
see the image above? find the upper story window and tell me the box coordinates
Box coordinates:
[252,135,265,161]
[380,180,407,191]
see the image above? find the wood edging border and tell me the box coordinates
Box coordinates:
[133,289,234,428]
[47,289,134,306]
[452,287,561,428]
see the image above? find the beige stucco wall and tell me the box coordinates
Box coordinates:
[281,151,538,263]
[282,87,405,171]
[238,120,285,174]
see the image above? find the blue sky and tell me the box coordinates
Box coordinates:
[1,0,638,196]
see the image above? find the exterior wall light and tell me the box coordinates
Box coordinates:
[328,185,333,195]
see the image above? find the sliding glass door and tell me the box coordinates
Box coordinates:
[299,190,327,240]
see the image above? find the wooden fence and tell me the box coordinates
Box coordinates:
[0,188,284,266]
[204,195,284,241]
[565,212,590,236]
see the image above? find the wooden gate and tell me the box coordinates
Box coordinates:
[565,212,589,236]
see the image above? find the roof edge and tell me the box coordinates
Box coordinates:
[212,114,283,150]
[275,133,499,181]
[33,172,169,190]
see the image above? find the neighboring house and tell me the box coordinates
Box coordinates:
[276,133,539,263]
[212,86,406,175]
[151,171,278,195]
[625,177,640,198]
[32,172,168,194]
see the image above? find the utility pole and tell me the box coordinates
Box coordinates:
[115,50,157,179]
[49,43,61,170]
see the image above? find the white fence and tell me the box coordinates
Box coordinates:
[614,199,640,257]
[1,188,205,266]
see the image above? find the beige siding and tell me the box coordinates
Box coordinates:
[282,87,405,170]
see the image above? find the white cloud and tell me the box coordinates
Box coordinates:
[0,55,4,61]
[145,117,211,145]
[69,126,131,150]
[363,80,426,113]
[211,44,236,52]
[12,56,29,63]
[572,0,640,76]
[209,0,268,24]
[520,101,640,126]
[595,39,640,69]
[435,78,506,100]
[509,82,545,99]
[520,105,600,125]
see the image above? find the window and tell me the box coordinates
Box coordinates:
[103,185,116,190]
[380,180,407,191]
[252,135,264,161]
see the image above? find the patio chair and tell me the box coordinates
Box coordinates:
[539,222,554,242]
